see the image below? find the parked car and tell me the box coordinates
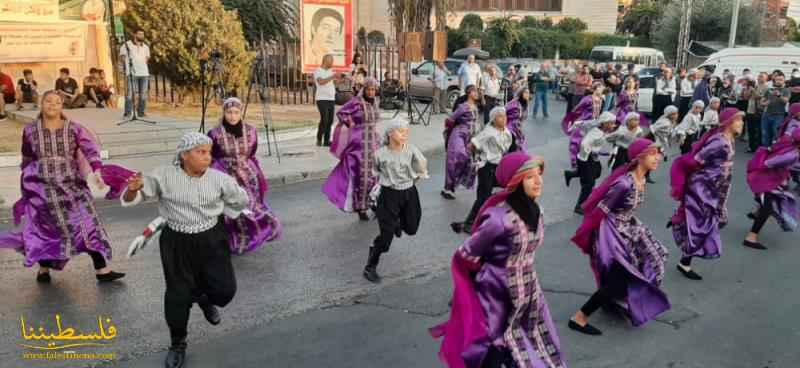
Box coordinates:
[408,58,468,109]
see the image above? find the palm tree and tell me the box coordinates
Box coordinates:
[221,0,297,45]
[388,0,454,32]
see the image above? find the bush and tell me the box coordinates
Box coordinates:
[554,17,588,33]
[459,13,484,31]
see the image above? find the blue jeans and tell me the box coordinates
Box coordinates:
[124,76,149,115]
[761,113,783,146]
[603,94,616,112]
[533,90,548,116]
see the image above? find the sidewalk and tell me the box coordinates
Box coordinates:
[0,107,447,209]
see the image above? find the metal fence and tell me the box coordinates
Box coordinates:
[146,42,403,106]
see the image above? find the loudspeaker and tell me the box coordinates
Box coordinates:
[424,31,448,61]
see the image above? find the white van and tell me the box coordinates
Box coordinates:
[697,47,800,77]
[589,46,666,69]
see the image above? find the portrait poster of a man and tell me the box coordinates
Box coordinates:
[301,0,352,73]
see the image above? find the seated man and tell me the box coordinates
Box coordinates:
[55,67,87,109]
[97,69,114,107]
[15,69,40,111]
[83,68,105,108]
[0,66,14,121]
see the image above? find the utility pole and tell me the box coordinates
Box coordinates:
[729,0,742,48]
[676,0,693,68]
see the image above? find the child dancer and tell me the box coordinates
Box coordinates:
[505,87,530,152]
[442,85,480,200]
[209,97,282,254]
[608,112,645,170]
[616,77,650,127]
[649,105,679,161]
[699,97,721,135]
[121,132,249,368]
[451,106,513,234]
[569,138,670,335]
[431,152,567,368]
[674,100,704,154]
[563,81,605,174]
[567,112,619,215]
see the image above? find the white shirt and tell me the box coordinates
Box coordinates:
[458,62,482,92]
[471,125,512,168]
[701,109,719,128]
[313,67,336,101]
[481,75,501,98]
[656,77,677,99]
[578,127,609,162]
[650,116,676,147]
[680,78,696,97]
[675,112,702,137]
[607,125,644,149]
[432,66,450,90]
[119,41,150,77]
[374,144,429,190]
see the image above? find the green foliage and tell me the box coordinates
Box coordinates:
[520,16,553,29]
[618,1,665,41]
[459,13,484,31]
[447,27,482,54]
[483,17,522,58]
[123,0,254,95]
[785,18,800,42]
[220,0,297,45]
[554,17,588,33]
[654,0,761,59]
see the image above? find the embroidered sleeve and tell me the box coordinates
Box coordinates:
[73,123,103,171]
[459,210,504,260]
[764,149,800,169]
[598,178,630,215]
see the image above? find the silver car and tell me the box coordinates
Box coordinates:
[408,59,472,109]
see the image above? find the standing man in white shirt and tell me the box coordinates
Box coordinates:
[314,54,340,146]
[430,61,450,114]
[480,65,501,124]
[457,54,482,96]
[119,29,151,118]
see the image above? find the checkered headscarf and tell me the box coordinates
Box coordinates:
[174,132,212,166]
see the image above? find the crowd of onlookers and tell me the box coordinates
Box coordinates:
[0,66,114,121]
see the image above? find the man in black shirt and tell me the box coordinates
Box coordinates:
[55,68,87,109]
[15,69,39,111]
[788,69,800,104]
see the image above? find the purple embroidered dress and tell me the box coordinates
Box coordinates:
[563,95,602,168]
[445,103,478,191]
[672,134,734,259]
[449,204,565,367]
[747,147,800,231]
[209,123,282,254]
[0,120,113,269]
[615,90,650,127]
[322,96,380,212]
[590,173,670,325]
[505,99,527,152]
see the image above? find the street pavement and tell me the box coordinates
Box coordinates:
[1,97,797,368]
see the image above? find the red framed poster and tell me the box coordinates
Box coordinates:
[300,0,353,74]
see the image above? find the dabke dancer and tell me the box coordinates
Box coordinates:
[209,97,282,254]
[121,133,249,368]
[668,108,744,281]
[364,118,429,283]
[563,81,605,179]
[0,90,129,283]
[649,105,679,161]
[442,85,480,200]
[566,112,619,215]
[569,138,669,335]
[505,87,530,152]
[323,78,381,221]
[451,106,513,234]
[743,121,800,249]
[432,152,567,368]
[608,112,645,170]
[674,100,705,154]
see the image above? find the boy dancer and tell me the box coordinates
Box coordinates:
[121,132,249,368]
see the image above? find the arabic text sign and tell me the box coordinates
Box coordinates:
[19,314,118,350]
[0,22,87,63]
[0,0,59,22]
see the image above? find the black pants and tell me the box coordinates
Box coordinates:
[160,223,237,342]
[565,93,575,113]
[465,163,500,227]
[374,186,422,253]
[746,113,762,152]
[483,96,498,126]
[576,158,601,210]
[316,100,335,145]
[481,346,517,368]
[580,263,628,317]
[611,147,629,170]
[677,96,691,122]
[653,94,673,120]
[680,133,698,154]
[38,251,106,270]
[750,195,775,234]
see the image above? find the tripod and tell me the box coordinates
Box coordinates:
[242,45,280,163]
[198,54,225,133]
[117,37,158,126]
[393,61,432,126]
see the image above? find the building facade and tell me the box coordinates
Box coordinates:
[446,0,619,34]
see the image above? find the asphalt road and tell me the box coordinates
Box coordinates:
[1,97,797,368]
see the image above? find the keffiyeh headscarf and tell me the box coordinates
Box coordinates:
[489,106,506,126]
[174,132,213,166]
[383,117,409,146]
[662,105,679,118]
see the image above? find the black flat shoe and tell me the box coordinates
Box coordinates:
[743,240,767,250]
[666,220,673,229]
[358,211,370,221]
[746,212,755,220]
[676,264,703,280]
[450,222,464,234]
[573,207,584,216]
[363,265,380,283]
[164,341,187,368]
[96,271,125,282]
[440,190,456,200]
[36,272,51,283]
[199,301,221,325]
[564,170,573,187]
[568,319,602,336]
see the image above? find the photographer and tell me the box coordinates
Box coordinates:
[119,29,151,117]
[760,71,790,147]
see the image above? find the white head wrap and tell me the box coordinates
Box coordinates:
[707,97,721,110]
[598,111,617,124]
[692,100,705,109]
[624,112,640,124]
[663,105,679,117]
[222,97,243,111]
[383,117,409,146]
[174,132,213,166]
[489,106,507,125]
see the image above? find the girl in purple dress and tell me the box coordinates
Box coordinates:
[563,81,604,182]
[505,87,530,152]
[615,77,650,127]
[668,108,745,280]
[743,124,800,249]
[322,78,381,221]
[569,138,669,335]
[431,152,567,368]
[208,97,282,254]
[0,91,128,283]
[441,85,480,200]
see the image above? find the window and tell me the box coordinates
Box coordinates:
[457,0,561,11]
[639,76,655,89]
[416,62,434,76]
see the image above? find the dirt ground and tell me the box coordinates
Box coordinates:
[0,118,26,153]
[146,100,319,131]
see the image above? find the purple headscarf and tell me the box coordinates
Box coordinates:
[778,103,800,137]
[747,128,800,194]
[572,138,660,254]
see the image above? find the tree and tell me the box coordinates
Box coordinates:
[554,17,587,33]
[124,0,253,98]
[459,13,484,31]
[786,18,800,42]
[483,16,521,58]
[520,16,553,29]
[389,0,453,32]
[653,0,761,59]
[618,1,664,41]
[221,0,297,45]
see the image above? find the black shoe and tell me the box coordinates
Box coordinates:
[440,190,456,200]
[36,272,51,283]
[394,226,403,238]
[165,341,187,368]
[742,240,767,250]
[96,271,125,282]
[363,265,381,283]
[450,222,464,234]
[358,211,370,221]
[564,170,573,187]
[573,207,584,216]
[568,319,602,336]
[199,300,221,325]
[676,264,703,280]
[316,141,322,147]
[322,142,331,147]
[746,212,755,220]
[666,220,673,229]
